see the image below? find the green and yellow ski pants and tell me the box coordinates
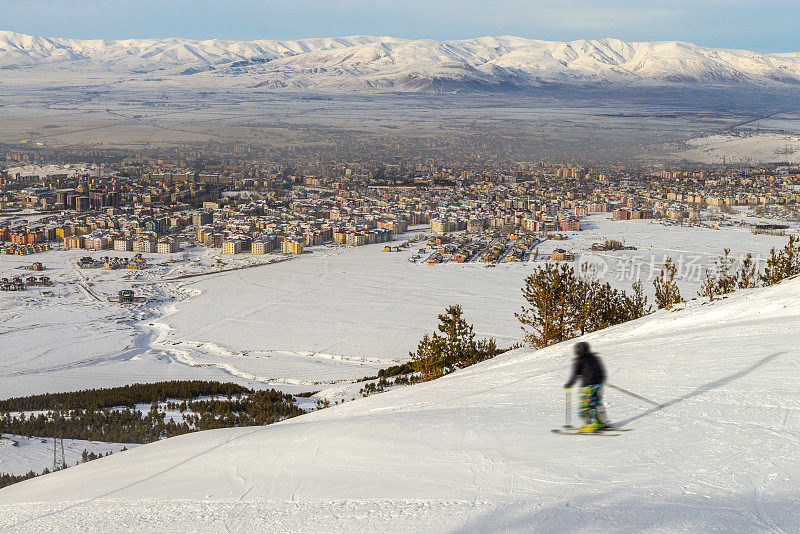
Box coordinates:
[579,384,606,426]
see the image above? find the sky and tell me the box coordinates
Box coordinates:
[2,0,799,52]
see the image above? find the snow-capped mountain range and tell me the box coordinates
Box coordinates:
[2,30,800,92]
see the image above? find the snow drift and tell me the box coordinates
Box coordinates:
[3,31,800,92]
[0,276,799,531]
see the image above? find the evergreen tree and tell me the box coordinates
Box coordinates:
[585,281,613,331]
[699,270,717,301]
[761,235,800,286]
[565,269,596,337]
[516,263,571,348]
[699,248,737,300]
[436,305,476,372]
[409,334,445,382]
[736,252,759,289]
[626,280,651,320]
[654,257,682,309]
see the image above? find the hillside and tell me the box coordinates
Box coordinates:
[3,31,800,92]
[0,277,798,531]
[677,132,800,164]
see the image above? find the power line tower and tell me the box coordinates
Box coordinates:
[53,408,65,471]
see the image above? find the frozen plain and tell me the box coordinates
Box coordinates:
[0,264,798,531]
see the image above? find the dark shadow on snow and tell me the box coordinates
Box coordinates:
[614,351,784,428]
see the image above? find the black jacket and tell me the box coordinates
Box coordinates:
[565,352,606,388]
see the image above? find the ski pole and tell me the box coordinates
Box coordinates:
[605,383,662,407]
[564,388,573,428]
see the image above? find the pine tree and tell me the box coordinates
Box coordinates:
[761,247,784,286]
[436,305,476,372]
[699,270,717,301]
[736,252,759,289]
[715,249,737,295]
[624,280,651,320]
[565,269,596,337]
[409,334,445,382]
[699,249,738,300]
[761,235,800,286]
[588,282,625,330]
[516,263,570,348]
[654,257,682,309]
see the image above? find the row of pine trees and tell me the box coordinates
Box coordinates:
[406,235,800,379]
[519,235,800,349]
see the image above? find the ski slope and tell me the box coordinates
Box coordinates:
[1,275,798,532]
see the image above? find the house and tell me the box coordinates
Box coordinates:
[551,249,574,261]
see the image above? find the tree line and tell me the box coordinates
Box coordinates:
[0,380,251,413]
[0,446,121,491]
[516,263,651,348]
[0,382,303,444]
[517,235,800,349]
[700,235,800,300]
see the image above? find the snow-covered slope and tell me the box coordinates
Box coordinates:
[678,132,800,164]
[0,435,136,477]
[1,276,799,531]
[3,30,800,92]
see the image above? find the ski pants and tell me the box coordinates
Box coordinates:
[579,384,606,426]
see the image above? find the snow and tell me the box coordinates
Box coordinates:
[2,31,800,92]
[0,269,798,531]
[0,435,137,476]
[0,247,280,399]
[0,217,793,402]
[2,164,96,179]
[678,132,800,164]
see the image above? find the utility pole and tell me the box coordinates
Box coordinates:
[53,409,57,471]
[52,408,65,471]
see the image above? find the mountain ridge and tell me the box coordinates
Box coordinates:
[3,30,800,93]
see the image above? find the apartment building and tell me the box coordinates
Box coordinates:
[281,240,304,254]
[222,240,243,255]
[251,240,274,255]
[157,238,179,254]
[114,237,133,251]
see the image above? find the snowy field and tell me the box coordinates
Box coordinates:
[0,269,798,531]
[0,216,794,402]
[677,132,800,164]
[0,247,288,399]
[535,215,792,293]
[0,435,136,476]
[161,215,792,379]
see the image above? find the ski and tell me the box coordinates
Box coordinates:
[551,429,621,436]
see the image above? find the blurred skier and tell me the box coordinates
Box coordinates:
[564,341,608,433]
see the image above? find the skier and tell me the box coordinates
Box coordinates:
[564,341,608,433]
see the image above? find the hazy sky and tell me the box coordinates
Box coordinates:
[3,0,798,52]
